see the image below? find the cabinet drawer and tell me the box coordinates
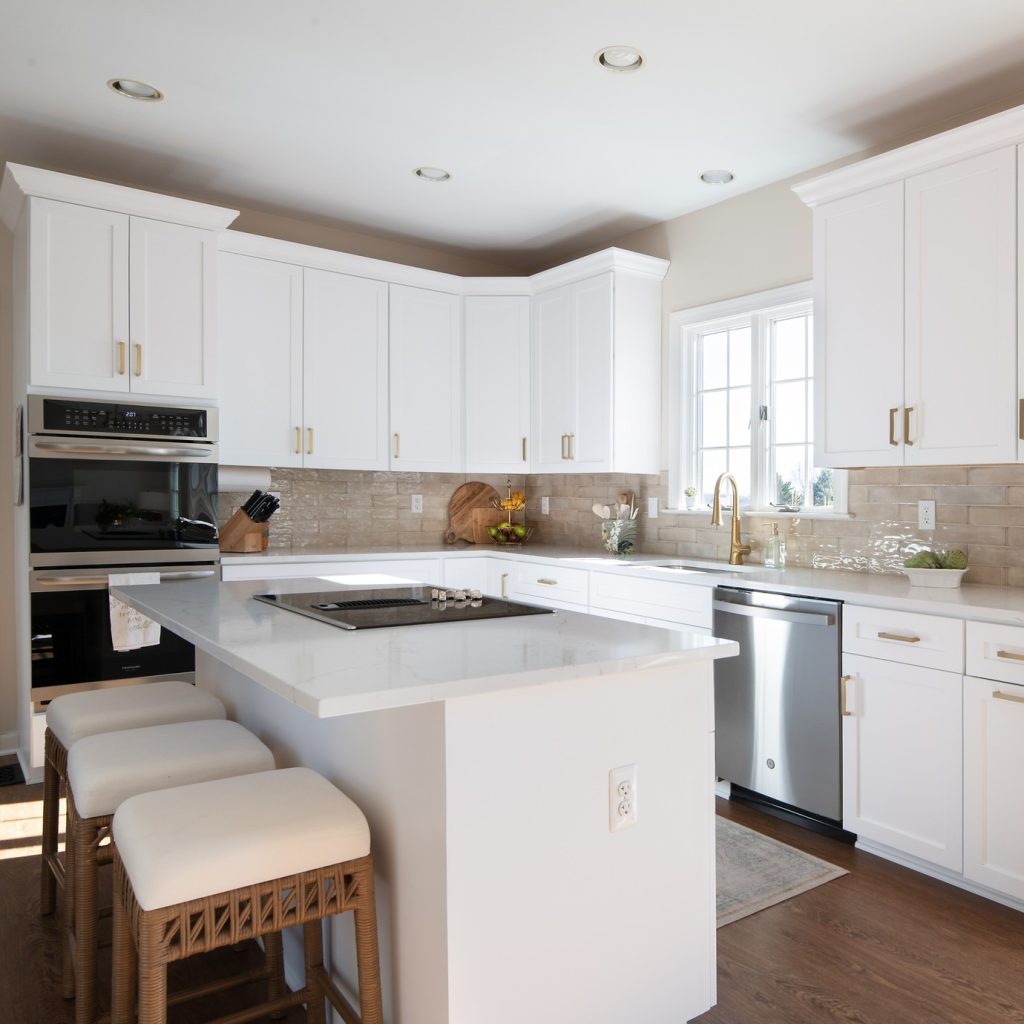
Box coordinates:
[509,562,589,608]
[222,559,442,584]
[843,605,964,671]
[589,572,711,629]
[966,621,1024,684]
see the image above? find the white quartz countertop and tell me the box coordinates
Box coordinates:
[221,543,1024,625]
[114,578,738,718]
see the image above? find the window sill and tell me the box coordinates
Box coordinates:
[663,508,854,521]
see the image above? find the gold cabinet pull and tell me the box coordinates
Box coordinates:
[877,631,921,644]
[306,427,314,455]
[117,341,127,376]
[393,433,400,459]
[994,690,1024,705]
[1019,399,1024,441]
[133,343,142,377]
[500,572,509,599]
[889,407,899,446]
[840,674,853,716]
[560,434,568,460]
[522,436,528,462]
[536,577,558,586]
[996,649,1024,662]
[903,406,914,446]
[293,427,301,455]
[568,433,575,460]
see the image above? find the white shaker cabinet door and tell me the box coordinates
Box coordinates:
[217,252,303,468]
[28,198,130,392]
[904,146,1017,465]
[842,654,963,870]
[464,295,530,473]
[570,273,614,470]
[812,183,904,467]
[389,284,462,472]
[963,675,1024,900]
[531,283,576,473]
[304,269,389,470]
[128,216,217,398]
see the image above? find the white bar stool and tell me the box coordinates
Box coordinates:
[64,718,275,1024]
[42,681,226,918]
[111,767,383,1024]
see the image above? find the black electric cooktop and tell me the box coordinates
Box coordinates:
[253,585,554,631]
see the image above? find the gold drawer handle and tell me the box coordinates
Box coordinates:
[996,649,1024,662]
[522,436,528,462]
[994,690,1024,705]
[888,407,899,446]
[536,578,558,586]
[117,341,127,376]
[394,433,400,459]
[877,631,921,644]
[293,427,301,455]
[840,675,853,717]
[133,342,143,377]
[903,406,914,446]
[500,572,509,599]
[306,427,314,455]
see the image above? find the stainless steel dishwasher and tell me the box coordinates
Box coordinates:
[712,586,842,823]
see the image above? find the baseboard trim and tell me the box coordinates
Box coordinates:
[17,748,41,785]
[0,730,19,754]
[856,838,1024,914]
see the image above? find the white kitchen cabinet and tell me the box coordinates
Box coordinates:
[444,555,519,598]
[218,252,303,468]
[303,269,389,470]
[27,197,217,398]
[841,652,963,870]
[963,674,1024,900]
[221,558,442,583]
[531,256,665,475]
[588,571,711,630]
[464,296,530,473]
[389,284,462,472]
[506,560,589,610]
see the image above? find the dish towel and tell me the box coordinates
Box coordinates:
[108,573,161,652]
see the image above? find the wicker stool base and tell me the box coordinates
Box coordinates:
[112,851,383,1024]
[41,728,68,920]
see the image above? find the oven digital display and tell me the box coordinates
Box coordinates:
[40,398,208,438]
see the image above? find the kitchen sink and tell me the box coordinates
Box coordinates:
[636,560,758,577]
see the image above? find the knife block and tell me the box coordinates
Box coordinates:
[219,508,269,553]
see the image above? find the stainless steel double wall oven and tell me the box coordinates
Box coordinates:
[28,395,220,708]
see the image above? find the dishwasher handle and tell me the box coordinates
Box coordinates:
[712,600,836,628]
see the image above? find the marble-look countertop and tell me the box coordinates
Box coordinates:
[113,577,738,718]
[221,543,1024,625]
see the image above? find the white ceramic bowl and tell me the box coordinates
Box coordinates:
[902,567,967,588]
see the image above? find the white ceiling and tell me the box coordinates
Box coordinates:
[4,0,1024,270]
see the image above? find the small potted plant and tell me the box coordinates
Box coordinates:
[684,486,697,510]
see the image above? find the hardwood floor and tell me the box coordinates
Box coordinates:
[703,798,1024,1024]
[3,782,1023,1022]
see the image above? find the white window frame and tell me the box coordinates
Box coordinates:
[667,282,848,515]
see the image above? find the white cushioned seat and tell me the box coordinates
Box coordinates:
[68,719,274,819]
[114,767,371,911]
[46,680,225,749]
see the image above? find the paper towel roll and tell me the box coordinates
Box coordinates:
[218,466,272,493]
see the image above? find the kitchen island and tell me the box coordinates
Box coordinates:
[113,576,738,1024]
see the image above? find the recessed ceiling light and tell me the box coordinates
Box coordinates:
[414,166,452,182]
[595,45,645,72]
[107,78,164,101]
[700,169,735,185]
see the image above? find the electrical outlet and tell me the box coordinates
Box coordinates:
[918,499,936,530]
[608,764,638,832]
[541,496,550,515]
[647,496,658,519]
[411,494,423,514]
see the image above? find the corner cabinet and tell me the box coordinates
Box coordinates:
[0,163,238,400]
[531,251,668,474]
[797,136,1019,468]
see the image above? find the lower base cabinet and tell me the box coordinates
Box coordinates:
[963,675,1024,900]
[842,653,963,871]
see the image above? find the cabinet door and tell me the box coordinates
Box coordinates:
[128,217,217,398]
[904,147,1017,464]
[842,653,962,870]
[464,296,530,473]
[389,285,462,471]
[28,198,129,392]
[964,675,1024,899]
[532,284,576,472]
[571,274,613,470]
[217,253,303,468]
[812,183,903,467]
[304,269,389,470]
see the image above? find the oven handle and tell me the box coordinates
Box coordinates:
[33,570,217,589]
[33,440,214,459]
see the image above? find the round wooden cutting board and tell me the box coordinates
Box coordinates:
[444,482,501,544]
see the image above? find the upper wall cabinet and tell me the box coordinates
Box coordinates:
[0,164,238,401]
[796,118,1022,468]
[530,252,668,475]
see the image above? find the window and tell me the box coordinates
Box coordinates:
[669,283,845,513]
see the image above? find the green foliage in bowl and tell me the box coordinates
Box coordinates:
[903,548,967,570]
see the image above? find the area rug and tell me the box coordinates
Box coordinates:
[716,816,847,927]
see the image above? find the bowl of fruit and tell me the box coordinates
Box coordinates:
[902,548,968,587]
[488,521,531,545]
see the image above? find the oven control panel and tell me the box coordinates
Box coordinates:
[36,398,212,440]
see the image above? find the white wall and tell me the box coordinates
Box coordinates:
[0,228,16,750]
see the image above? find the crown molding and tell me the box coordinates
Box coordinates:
[528,247,670,292]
